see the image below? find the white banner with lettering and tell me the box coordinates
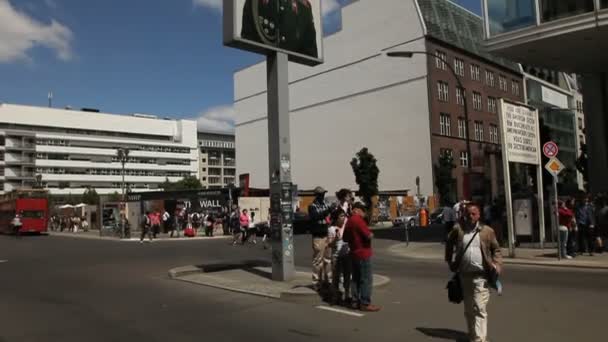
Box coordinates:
[499,100,541,165]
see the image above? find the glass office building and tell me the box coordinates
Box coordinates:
[482,0,608,193]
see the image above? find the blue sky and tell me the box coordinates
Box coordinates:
[0,0,481,132]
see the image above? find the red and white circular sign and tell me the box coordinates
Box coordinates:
[543,141,559,158]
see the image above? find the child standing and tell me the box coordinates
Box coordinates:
[327,209,351,305]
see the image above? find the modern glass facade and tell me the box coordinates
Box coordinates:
[540,0,595,23]
[487,0,537,36]
[484,0,607,37]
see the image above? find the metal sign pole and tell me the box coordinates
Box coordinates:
[535,111,546,250]
[498,100,516,258]
[553,176,561,260]
[267,52,295,281]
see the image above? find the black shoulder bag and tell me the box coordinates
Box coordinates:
[446,228,479,304]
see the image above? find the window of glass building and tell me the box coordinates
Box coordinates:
[541,0,595,23]
[487,0,537,36]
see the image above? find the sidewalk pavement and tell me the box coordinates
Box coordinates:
[169,261,391,299]
[387,242,608,270]
[48,231,231,242]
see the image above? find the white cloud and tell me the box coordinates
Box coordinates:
[194,0,341,16]
[193,0,222,11]
[194,105,236,133]
[0,0,73,63]
[322,0,340,14]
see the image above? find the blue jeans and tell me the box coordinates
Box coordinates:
[352,258,372,306]
[559,228,568,258]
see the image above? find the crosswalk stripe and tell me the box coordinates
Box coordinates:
[315,305,364,317]
[0,260,8,263]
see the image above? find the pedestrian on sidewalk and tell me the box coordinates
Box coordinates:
[558,201,574,259]
[576,196,596,256]
[140,211,153,243]
[11,212,23,238]
[205,212,215,237]
[162,210,172,234]
[328,208,351,305]
[335,188,354,217]
[445,203,502,342]
[343,202,380,312]
[81,216,89,232]
[231,208,243,245]
[239,209,250,244]
[442,204,457,242]
[308,186,332,292]
[150,210,161,238]
[596,196,608,253]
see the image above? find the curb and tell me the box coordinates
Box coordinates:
[49,233,231,243]
[169,263,391,299]
[386,243,608,271]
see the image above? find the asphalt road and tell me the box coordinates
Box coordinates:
[1,232,607,342]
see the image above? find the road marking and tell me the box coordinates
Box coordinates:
[0,260,7,263]
[315,305,364,317]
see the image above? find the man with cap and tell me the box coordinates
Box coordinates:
[343,202,381,312]
[241,0,319,58]
[308,186,331,291]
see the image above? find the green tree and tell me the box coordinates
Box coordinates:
[82,187,99,205]
[350,148,380,211]
[108,191,121,203]
[434,153,456,205]
[162,176,203,191]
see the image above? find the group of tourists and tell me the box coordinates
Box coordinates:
[50,215,89,233]
[307,186,381,312]
[557,194,608,259]
[139,208,227,243]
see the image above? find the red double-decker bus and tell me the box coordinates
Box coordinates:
[0,190,49,235]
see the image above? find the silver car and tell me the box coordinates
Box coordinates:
[392,213,419,228]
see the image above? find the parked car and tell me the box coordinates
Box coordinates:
[393,213,419,228]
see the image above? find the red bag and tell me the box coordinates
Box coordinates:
[184,227,195,237]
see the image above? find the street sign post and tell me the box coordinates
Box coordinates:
[498,99,545,257]
[224,1,325,281]
[545,156,565,260]
[543,141,559,158]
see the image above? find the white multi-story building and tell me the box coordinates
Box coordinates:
[198,131,236,189]
[0,103,199,195]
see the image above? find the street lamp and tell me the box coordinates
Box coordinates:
[117,147,130,238]
[386,50,474,197]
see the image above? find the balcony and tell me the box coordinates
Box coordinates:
[482,0,608,72]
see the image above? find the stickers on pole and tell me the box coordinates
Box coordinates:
[545,157,565,177]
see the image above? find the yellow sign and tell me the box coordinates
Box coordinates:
[544,157,565,176]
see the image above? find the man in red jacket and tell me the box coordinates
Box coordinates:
[343,202,380,312]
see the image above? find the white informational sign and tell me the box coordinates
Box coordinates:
[223,0,324,66]
[498,99,546,257]
[499,100,541,165]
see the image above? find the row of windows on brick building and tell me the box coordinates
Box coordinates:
[440,148,470,168]
[439,114,499,144]
[437,81,503,112]
[434,50,520,96]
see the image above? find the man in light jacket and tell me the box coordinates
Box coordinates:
[445,203,502,342]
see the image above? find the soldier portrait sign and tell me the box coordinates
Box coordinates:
[224,0,324,66]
